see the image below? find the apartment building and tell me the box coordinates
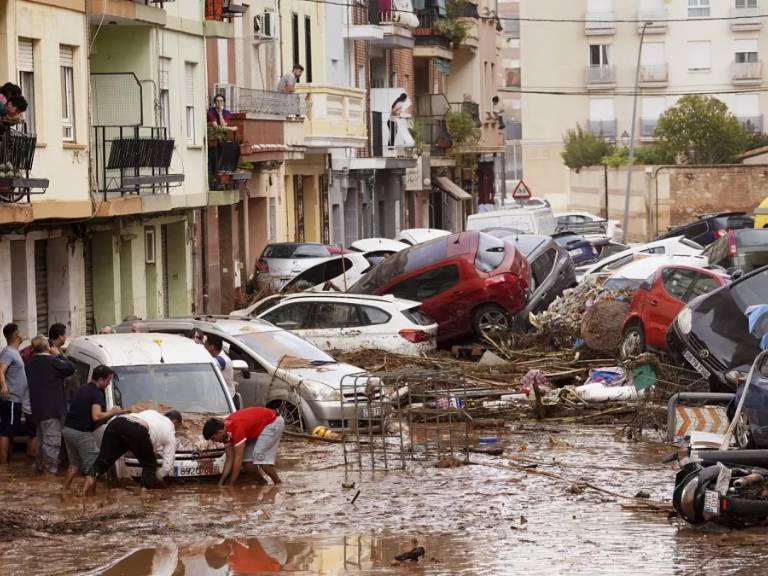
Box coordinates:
[521,0,768,212]
[497,0,522,193]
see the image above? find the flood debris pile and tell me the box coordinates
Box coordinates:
[0,509,150,540]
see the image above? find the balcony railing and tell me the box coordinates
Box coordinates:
[731,6,762,30]
[414,7,452,46]
[637,10,668,32]
[588,119,617,139]
[505,120,522,140]
[295,85,367,147]
[586,65,615,85]
[639,63,668,84]
[739,114,764,133]
[585,11,615,34]
[92,125,183,199]
[732,61,763,83]
[504,17,520,39]
[414,117,453,156]
[450,101,482,127]
[640,118,658,138]
[205,0,246,21]
[0,127,48,203]
[231,88,304,117]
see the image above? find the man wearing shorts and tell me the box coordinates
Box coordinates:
[62,365,125,489]
[203,407,284,486]
[0,323,28,465]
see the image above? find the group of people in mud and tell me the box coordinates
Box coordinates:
[0,321,285,495]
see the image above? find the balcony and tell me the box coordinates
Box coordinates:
[373,0,418,48]
[639,63,669,86]
[588,119,617,140]
[586,65,615,89]
[87,0,167,26]
[505,120,522,141]
[0,128,49,204]
[413,94,452,157]
[732,61,763,84]
[503,17,520,39]
[640,118,658,138]
[218,86,304,118]
[294,85,367,149]
[731,6,762,31]
[739,115,764,133]
[637,11,668,33]
[584,12,615,35]
[205,0,246,20]
[414,8,454,60]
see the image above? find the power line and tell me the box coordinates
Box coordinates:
[510,86,768,97]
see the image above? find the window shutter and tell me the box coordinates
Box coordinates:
[18,39,33,72]
[185,63,194,106]
[59,45,74,67]
[159,57,170,90]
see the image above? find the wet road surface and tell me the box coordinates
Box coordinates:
[4,424,768,575]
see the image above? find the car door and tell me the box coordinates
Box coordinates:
[221,339,273,409]
[299,302,369,351]
[260,301,314,331]
[528,249,557,313]
[647,268,699,347]
[387,264,461,337]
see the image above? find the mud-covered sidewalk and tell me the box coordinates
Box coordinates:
[4,424,768,575]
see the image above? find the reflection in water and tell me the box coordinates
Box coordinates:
[97,535,426,575]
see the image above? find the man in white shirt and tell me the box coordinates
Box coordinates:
[83,409,181,495]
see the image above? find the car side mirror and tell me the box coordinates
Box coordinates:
[727,267,743,279]
[232,359,250,379]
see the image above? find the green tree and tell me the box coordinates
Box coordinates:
[561,124,614,170]
[654,95,751,164]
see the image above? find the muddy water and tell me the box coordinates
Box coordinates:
[3,425,768,575]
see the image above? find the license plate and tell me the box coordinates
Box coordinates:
[683,349,712,379]
[173,464,203,477]
[703,490,720,516]
[359,405,382,419]
[568,248,584,256]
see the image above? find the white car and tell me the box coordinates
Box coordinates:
[65,333,235,479]
[350,237,410,254]
[577,237,705,282]
[237,293,438,355]
[555,211,622,242]
[395,228,451,246]
[277,252,373,293]
[601,254,711,290]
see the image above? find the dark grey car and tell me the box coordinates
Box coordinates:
[486,230,577,317]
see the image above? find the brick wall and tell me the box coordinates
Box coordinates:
[390,48,414,101]
[354,5,371,157]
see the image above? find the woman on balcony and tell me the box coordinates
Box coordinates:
[388,93,415,149]
[207,94,237,133]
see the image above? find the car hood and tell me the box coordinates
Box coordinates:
[175,412,229,453]
[280,362,366,390]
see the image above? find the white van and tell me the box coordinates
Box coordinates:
[466,205,556,236]
[65,333,235,480]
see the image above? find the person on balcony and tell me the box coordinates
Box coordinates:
[0,94,27,127]
[0,83,21,111]
[388,93,415,148]
[207,94,237,133]
[277,64,304,94]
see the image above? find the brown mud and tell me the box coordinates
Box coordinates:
[3,424,768,575]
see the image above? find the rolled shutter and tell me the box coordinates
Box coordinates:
[185,63,194,106]
[19,39,33,72]
[59,45,74,67]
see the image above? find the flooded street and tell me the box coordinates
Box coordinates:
[4,424,768,575]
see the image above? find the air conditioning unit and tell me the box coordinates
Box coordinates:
[253,12,274,38]
[213,83,238,109]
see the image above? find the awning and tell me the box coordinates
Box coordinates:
[435,176,471,201]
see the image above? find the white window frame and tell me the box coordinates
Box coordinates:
[159,57,171,132]
[18,38,35,134]
[735,0,758,9]
[687,41,712,72]
[735,39,759,63]
[60,46,75,142]
[184,62,196,143]
[688,0,710,17]
[589,44,610,67]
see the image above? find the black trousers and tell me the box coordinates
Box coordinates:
[88,417,158,488]
[388,120,397,147]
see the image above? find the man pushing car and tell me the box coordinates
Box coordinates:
[202,407,284,486]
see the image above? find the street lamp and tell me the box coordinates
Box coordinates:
[622,21,652,242]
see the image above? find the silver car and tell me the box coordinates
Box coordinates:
[251,243,336,292]
[117,318,385,431]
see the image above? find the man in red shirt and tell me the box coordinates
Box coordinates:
[203,407,284,485]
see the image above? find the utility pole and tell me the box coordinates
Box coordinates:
[603,164,608,219]
[622,21,651,242]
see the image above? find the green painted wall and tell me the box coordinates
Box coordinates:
[91,231,116,330]
[165,221,189,317]
[145,226,158,320]
[119,238,134,318]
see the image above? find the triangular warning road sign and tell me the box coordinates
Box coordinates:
[512,179,532,200]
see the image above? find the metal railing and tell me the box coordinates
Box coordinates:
[503,17,520,38]
[416,7,442,29]
[732,61,763,81]
[506,120,522,140]
[450,101,481,127]
[205,0,245,21]
[585,11,615,32]
[224,87,303,117]
[588,119,617,139]
[92,125,183,198]
[640,118,658,138]
[414,117,452,155]
[586,65,615,84]
[640,63,668,83]
[0,127,47,203]
[739,114,764,133]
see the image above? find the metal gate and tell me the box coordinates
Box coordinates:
[293,175,304,242]
[319,173,330,244]
[84,241,95,335]
[34,239,48,337]
[161,224,169,318]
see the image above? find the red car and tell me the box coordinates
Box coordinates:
[348,231,530,341]
[620,265,728,359]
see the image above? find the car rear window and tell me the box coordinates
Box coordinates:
[402,307,435,326]
[725,215,755,230]
[262,244,330,259]
[735,229,768,248]
[474,233,506,272]
[349,239,449,293]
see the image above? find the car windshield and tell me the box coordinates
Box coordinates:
[112,364,230,414]
[349,238,449,293]
[262,244,330,259]
[235,330,335,366]
[474,233,506,272]
[731,268,768,312]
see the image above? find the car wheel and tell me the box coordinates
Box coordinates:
[473,304,511,339]
[268,400,304,431]
[735,413,755,449]
[620,322,645,360]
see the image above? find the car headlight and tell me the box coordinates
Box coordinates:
[725,370,747,386]
[302,380,341,402]
[677,307,693,336]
